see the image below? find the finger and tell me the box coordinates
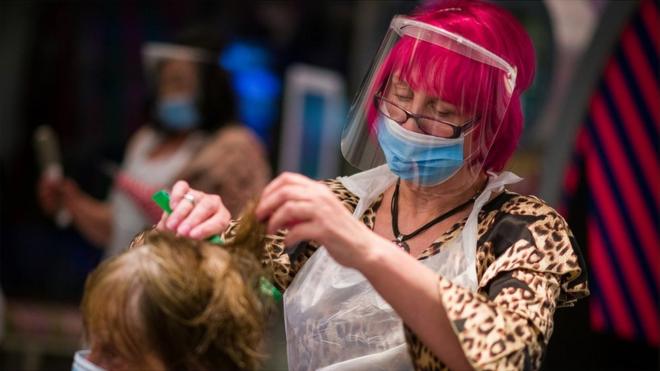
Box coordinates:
[169,180,190,209]
[39,174,59,187]
[156,213,168,230]
[60,179,79,198]
[39,175,62,194]
[283,221,319,248]
[177,194,223,237]
[260,172,312,203]
[266,200,316,235]
[189,208,231,239]
[37,180,54,200]
[256,184,309,221]
[165,192,196,231]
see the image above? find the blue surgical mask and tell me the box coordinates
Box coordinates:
[72,350,106,371]
[156,96,200,131]
[377,116,464,186]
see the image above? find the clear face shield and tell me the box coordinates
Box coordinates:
[342,16,517,194]
[141,42,214,83]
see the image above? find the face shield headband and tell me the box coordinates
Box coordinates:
[141,42,214,79]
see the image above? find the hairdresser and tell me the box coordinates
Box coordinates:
[38,28,270,257]
[160,2,588,370]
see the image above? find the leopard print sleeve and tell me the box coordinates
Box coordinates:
[221,219,293,291]
[406,193,589,371]
[418,270,562,370]
[221,178,359,292]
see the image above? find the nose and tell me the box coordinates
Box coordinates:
[400,116,423,134]
[400,97,427,134]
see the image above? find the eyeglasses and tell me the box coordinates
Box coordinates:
[374,94,476,139]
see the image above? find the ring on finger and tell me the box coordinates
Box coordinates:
[183,192,196,206]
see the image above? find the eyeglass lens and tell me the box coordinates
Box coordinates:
[379,98,457,138]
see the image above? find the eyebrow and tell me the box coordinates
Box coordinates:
[431,100,457,112]
[392,81,412,94]
[389,76,460,113]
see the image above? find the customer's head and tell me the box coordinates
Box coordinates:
[78,210,269,370]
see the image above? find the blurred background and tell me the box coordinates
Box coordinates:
[0,0,657,370]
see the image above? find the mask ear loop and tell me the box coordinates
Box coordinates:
[460,119,485,163]
[445,114,489,188]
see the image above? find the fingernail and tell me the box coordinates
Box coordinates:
[189,229,201,239]
[166,218,177,229]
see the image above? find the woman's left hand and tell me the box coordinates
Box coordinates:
[256,172,381,270]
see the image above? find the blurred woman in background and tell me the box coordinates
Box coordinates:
[38,27,271,257]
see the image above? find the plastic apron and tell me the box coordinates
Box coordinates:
[284,165,521,371]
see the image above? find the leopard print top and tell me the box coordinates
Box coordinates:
[222,178,589,371]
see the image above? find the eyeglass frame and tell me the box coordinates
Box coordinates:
[373,93,477,139]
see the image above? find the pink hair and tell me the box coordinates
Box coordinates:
[368,0,535,172]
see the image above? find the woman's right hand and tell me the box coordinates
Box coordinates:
[157,180,232,239]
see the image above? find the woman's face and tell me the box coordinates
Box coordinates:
[157,59,199,100]
[382,76,473,138]
[379,75,486,191]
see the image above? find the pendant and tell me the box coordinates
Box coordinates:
[393,235,410,253]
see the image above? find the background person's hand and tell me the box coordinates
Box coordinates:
[59,178,84,212]
[157,180,232,239]
[37,176,83,228]
[255,172,381,270]
[37,174,62,216]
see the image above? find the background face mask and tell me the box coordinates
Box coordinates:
[376,116,464,186]
[156,96,200,131]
